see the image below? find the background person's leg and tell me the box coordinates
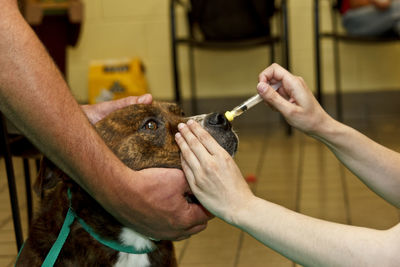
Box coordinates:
[342,2,400,36]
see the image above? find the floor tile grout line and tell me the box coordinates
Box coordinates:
[294,134,304,214]
[339,165,352,225]
[177,239,190,265]
[292,134,305,267]
[232,126,273,267]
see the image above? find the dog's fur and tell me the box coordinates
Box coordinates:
[16,102,238,267]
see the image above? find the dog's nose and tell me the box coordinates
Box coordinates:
[206,112,231,131]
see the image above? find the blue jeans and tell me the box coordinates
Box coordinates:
[342,0,400,36]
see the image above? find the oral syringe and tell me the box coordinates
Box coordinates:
[224,82,282,122]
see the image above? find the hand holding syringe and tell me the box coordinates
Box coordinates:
[225,82,282,122]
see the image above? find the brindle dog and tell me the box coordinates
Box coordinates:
[16,102,238,267]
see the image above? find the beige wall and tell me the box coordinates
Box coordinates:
[67,0,400,103]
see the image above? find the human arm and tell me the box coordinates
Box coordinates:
[349,0,391,9]
[176,121,400,266]
[257,63,400,208]
[0,0,210,240]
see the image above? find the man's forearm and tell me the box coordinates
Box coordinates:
[312,118,400,207]
[0,1,127,200]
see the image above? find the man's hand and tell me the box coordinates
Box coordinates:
[107,167,212,240]
[81,94,152,124]
[0,1,208,242]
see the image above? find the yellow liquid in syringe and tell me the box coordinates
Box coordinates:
[225,82,281,122]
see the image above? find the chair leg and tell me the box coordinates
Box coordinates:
[170,0,181,105]
[23,158,33,226]
[332,39,343,122]
[0,114,24,251]
[282,0,290,72]
[331,11,343,122]
[314,0,323,106]
[270,42,275,65]
[35,159,40,171]
[188,44,198,115]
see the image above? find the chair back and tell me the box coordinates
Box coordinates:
[188,0,276,41]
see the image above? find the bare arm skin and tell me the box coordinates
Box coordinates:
[175,63,400,265]
[0,0,210,240]
[176,121,400,266]
[349,0,391,9]
[257,63,400,208]
[81,95,153,124]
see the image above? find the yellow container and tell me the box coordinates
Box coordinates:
[88,58,148,104]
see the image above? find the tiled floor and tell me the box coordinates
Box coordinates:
[1,115,399,267]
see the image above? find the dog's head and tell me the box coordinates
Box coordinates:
[94,101,238,171]
[36,101,238,195]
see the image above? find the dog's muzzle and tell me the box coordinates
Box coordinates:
[189,112,238,156]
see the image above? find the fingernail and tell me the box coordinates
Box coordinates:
[178,123,185,130]
[138,95,146,104]
[257,82,267,93]
[175,132,182,139]
[187,119,194,125]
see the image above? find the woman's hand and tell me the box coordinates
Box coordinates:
[81,94,152,124]
[257,63,333,136]
[175,120,254,225]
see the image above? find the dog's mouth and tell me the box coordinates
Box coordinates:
[189,112,238,157]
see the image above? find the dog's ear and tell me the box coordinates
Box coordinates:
[33,157,63,199]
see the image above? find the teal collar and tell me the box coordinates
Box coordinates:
[41,188,155,267]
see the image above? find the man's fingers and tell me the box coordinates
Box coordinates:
[116,94,153,107]
[81,94,153,124]
[180,200,212,230]
[170,221,209,241]
[184,222,208,236]
[136,94,153,104]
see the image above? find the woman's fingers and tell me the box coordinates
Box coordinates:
[175,132,202,174]
[177,122,209,157]
[177,120,222,162]
[180,154,196,188]
[185,120,224,156]
[258,63,294,85]
[257,82,297,119]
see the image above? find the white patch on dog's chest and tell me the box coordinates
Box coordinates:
[113,228,154,267]
[114,253,150,267]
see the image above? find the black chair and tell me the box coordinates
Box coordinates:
[314,0,400,122]
[170,0,290,117]
[0,114,42,252]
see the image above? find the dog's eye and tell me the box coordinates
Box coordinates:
[144,120,158,131]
